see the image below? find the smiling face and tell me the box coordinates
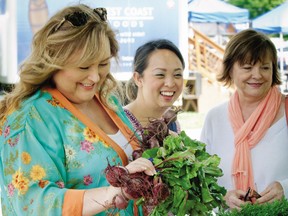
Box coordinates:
[53,38,111,105]
[135,49,184,110]
[232,55,273,101]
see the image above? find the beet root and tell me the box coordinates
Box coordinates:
[112,194,129,209]
[152,182,170,204]
[105,161,170,210]
[132,149,143,160]
[105,164,128,187]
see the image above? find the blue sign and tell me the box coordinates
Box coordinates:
[0,0,6,14]
[17,0,180,77]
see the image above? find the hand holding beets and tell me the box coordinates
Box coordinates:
[105,158,169,210]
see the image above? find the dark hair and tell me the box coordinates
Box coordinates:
[126,39,185,102]
[217,29,281,87]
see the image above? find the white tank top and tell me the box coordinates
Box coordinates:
[108,130,133,159]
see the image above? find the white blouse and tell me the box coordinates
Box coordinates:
[108,130,134,160]
[200,102,288,197]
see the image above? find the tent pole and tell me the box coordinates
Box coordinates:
[280,32,284,74]
[217,22,221,44]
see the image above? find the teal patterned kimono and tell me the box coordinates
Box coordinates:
[0,89,142,216]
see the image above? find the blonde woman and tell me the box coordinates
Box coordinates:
[0,4,155,216]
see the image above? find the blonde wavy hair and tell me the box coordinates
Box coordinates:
[0,4,122,121]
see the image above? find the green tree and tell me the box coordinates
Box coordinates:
[227,0,286,19]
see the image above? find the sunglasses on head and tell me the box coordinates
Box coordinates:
[54,7,107,32]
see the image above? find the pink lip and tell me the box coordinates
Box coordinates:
[79,83,95,90]
[161,94,175,103]
[248,83,262,88]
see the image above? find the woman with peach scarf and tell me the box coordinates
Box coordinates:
[200,29,288,210]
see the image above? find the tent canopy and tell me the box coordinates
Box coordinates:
[188,0,249,23]
[252,1,288,34]
[252,1,288,73]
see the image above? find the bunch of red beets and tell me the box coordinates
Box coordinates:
[104,108,179,211]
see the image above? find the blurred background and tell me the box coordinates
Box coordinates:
[0,0,288,142]
[1,0,288,214]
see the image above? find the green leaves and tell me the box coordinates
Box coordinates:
[218,198,288,216]
[142,131,227,216]
[228,0,286,19]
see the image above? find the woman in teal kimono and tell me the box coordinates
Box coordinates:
[0,4,156,216]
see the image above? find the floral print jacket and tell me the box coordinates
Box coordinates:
[0,89,140,216]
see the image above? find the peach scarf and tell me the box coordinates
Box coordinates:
[228,86,282,191]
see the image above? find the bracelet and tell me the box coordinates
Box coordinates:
[120,188,130,202]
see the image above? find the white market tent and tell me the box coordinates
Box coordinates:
[252,1,288,73]
[188,0,249,24]
[252,1,288,34]
[188,0,249,43]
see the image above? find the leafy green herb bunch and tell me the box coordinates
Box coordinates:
[141,131,227,216]
[129,108,226,215]
[105,108,226,215]
[217,198,288,216]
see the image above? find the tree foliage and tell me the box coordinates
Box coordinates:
[227,0,286,19]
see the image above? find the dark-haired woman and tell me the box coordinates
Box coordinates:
[200,29,288,210]
[124,39,185,134]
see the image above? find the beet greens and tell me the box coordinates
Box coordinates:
[132,106,182,160]
[105,107,226,215]
[142,131,227,216]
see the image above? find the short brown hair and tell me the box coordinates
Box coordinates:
[217,29,281,87]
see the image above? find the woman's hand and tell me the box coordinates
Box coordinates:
[168,130,178,136]
[256,182,284,204]
[224,189,249,209]
[118,158,156,202]
[125,157,156,176]
[101,158,157,211]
